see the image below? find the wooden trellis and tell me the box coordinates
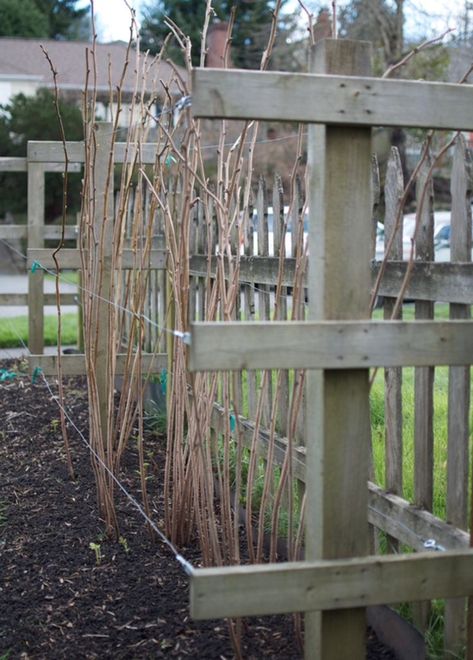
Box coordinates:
[188,39,473,659]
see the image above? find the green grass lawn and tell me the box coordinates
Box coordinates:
[0,314,78,349]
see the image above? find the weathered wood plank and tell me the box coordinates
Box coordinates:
[372,261,473,304]
[0,225,77,241]
[305,39,373,660]
[192,68,473,130]
[190,550,473,619]
[27,163,45,354]
[0,225,28,240]
[27,248,165,270]
[27,141,159,164]
[28,141,85,163]
[412,145,435,632]
[445,134,472,653]
[368,482,469,551]
[190,254,296,285]
[414,144,435,514]
[383,147,403,549]
[0,157,27,172]
[0,293,77,306]
[189,320,473,371]
[28,353,167,376]
[192,254,473,304]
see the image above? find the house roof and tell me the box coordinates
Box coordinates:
[0,37,185,97]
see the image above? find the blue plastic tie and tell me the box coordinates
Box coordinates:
[31,260,43,273]
[0,369,16,382]
[160,368,167,396]
[32,366,43,384]
[165,155,177,168]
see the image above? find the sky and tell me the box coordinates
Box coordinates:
[76,0,457,45]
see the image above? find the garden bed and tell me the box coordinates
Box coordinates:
[0,358,394,659]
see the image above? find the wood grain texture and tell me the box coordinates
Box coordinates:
[383,148,403,529]
[189,320,473,371]
[0,226,77,241]
[0,157,27,172]
[190,550,473,619]
[372,261,473,304]
[27,141,159,165]
[27,163,45,354]
[27,248,165,270]
[0,293,77,306]
[192,68,473,130]
[305,39,372,660]
[411,147,435,632]
[28,353,167,376]
[445,134,472,653]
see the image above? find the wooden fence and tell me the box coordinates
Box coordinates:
[0,157,79,352]
[188,38,473,660]
[2,41,473,656]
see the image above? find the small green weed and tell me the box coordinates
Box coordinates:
[119,536,130,554]
[89,542,102,565]
[0,501,6,528]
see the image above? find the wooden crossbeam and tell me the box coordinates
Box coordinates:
[192,69,473,131]
[0,158,80,173]
[0,293,77,306]
[28,353,167,376]
[27,248,166,270]
[191,550,473,619]
[373,261,473,305]
[189,320,473,371]
[0,225,78,241]
[189,254,297,287]
[206,401,470,552]
[27,141,159,165]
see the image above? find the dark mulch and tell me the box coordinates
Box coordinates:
[0,358,395,659]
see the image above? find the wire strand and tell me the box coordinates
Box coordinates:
[2,315,193,575]
[0,238,190,345]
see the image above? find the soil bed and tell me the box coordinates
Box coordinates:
[0,358,395,659]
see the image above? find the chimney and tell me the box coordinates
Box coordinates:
[206,22,232,68]
[313,9,332,42]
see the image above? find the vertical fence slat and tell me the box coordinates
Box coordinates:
[273,174,290,436]
[444,134,472,654]
[27,161,45,354]
[244,199,257,418]
[412,142,435,632]
[256,178,272,426]
[383,147,404,554]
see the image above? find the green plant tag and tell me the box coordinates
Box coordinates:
[0,369,16,382]
[165,154,177,168]
[230,413,236,432]
[32,366,42,383]
[160,368,167,395]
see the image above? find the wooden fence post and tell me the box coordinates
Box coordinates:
[305,39,373,659]
[28,162,45,354]
[412,142,435,631]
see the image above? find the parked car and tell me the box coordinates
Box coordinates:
[375,211,450,261]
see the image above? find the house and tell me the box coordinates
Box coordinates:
[0,37,186,126]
